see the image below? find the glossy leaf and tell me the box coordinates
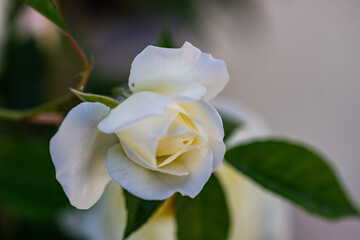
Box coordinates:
[0,138,69,220]
[21,0,68,33]
[175,175,230,240]
[123,191,162,238]
[70,88,120,108]
[225,139,359,219]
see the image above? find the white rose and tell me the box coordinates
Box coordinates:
[61,101,291,240]
[50,42,229,209]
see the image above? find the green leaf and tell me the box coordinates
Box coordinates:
[175,175,230,240]
[225,139,359,219]
[21,0,68,33]
[0,138,69,220]
[219,112,243,141]
[111,86,132,99]
[157,28,175,48]
[123,191,162,238]
[70,88,120,108]
[9,220,75,240]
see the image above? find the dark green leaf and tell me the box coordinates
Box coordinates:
[219,112,243,141]
[123,191,162,238]
[157,28,175,48]
[175,175,229,240]
[21,0,68,33]
[0,138,69,220]
[0,39,45,110]
[70,88,120,108]
[225,139,359,219]
[0,220,75,240]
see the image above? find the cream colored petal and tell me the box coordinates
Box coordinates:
[129,42,201,92]
[118,109,178,167]
[119,137,190,176]
[149,82,207,103]
[180,100,225,171]
[118,137,156,170]
[101,182,127,240]
[157,162,190,176]
[156,132,195,157]
[129,42,228,101]
[216,162,261,240]
[98,91,168,134]
[157,144,199,168]
[60,181,127,240]
[127,198,176,240]
[214,99,291,240]
[50,102,117,209]
[107,144,188,200]
[158,147,213,198]
[186,52,229,100]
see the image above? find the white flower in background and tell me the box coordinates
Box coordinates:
[50,42,229,209]
[61,101,291,240]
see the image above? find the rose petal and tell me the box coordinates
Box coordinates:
[216,162,261,240]
[157,161,190,176]
[186,51,229,100]
[160,147,213,198]
[129,42,229,101]
[118,137,189,176]
[98,91,168,134]
[60,181,127,240]
[155,82,207,104]
[128,199,176,240]
[100,182,127,240]
[107,144,180,200]
[50,102,118,209]
[108,144,210,200]
[180,100,226,171]
[117,109,178,167]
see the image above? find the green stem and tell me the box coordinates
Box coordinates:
[0,95,71,121]
[0,34,91,121]
[0,4,93,122]
[64,34,92,91]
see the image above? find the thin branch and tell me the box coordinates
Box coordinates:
[0,3,93,122]
[64,34,92,91]
[0,33,92,122]
[0,95,71,121]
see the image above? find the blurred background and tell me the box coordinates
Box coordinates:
[0,0,359,239]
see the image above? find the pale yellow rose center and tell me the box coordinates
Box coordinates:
[117,104,207,175]
[155,112,202,168]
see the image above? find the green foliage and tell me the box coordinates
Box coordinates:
[157,28,175,48]
[0,39,45,109]
[111,86,132,99]
[21,0,68,33]
[0,138,69,220]
[175,175,230,240]
[70,88,120,108]
[0,220,74,240]
[225,139,359,219]
[0,95,71,121]
[123,191,162,238]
